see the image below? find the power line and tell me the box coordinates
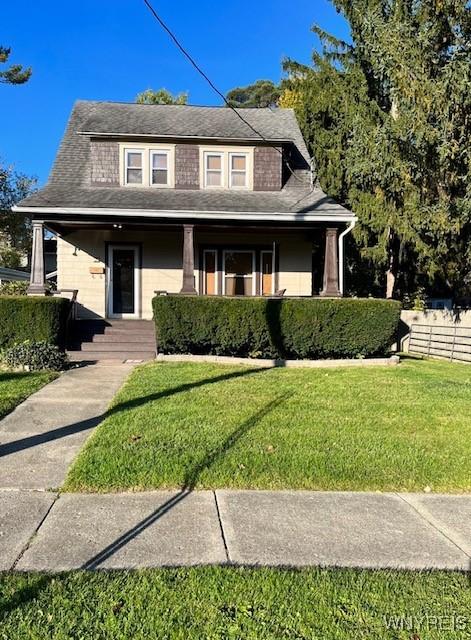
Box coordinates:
[141,0,303,181]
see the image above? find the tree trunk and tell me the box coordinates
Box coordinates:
[385,228,398,299]
[386,264,396,299]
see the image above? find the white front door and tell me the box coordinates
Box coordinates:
[107,245,140,319]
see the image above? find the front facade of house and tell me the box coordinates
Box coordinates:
[15,101,357,320]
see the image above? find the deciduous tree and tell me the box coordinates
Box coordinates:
[136,88,188,105]
[0,162,36,268]
[226,80,281,108]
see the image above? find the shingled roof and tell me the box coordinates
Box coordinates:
[16,100,354,219]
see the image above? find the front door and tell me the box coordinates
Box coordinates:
[107,245,140,318]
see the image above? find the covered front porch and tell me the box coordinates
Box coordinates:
[28,216,354,320]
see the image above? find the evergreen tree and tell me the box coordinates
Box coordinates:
[0,46,31,85]
[282,1,471,299]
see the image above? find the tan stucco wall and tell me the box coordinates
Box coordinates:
[57,229,313,320]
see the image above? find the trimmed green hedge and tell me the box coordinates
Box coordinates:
[0,296,70,351]
[152,296,402,360]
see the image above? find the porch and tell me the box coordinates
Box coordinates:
[28,218,352,320]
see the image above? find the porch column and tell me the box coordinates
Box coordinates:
[321,227,340,297]
[180,224,197,294]
[27,220,47,295]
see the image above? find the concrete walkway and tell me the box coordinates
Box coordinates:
[0,362,134,490]
[1,489,470,572]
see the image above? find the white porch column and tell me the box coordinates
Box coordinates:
[27,220,47,295]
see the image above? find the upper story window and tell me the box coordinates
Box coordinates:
[151,151,169,186]
[200,147,253,190]
[230,153,247,188]
[120,144,175,188]
[125,150,143,185]
[205,152,224,188]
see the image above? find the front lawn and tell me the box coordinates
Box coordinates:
[64,358,471,492]
[0,567,469,639]
[0,370,58,420]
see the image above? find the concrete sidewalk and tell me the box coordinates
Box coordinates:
[1,489,470,572]
[0,362,134,490]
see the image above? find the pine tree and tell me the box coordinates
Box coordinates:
[282,1,471,299]
[0,46,31,85]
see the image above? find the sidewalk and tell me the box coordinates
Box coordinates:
[1,489,470,572]
[0,362,134,490]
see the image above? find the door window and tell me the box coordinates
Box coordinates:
[112,248,135,314]
[224,251,254,296]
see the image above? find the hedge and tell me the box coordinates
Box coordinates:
[152,296,402,360]
[0,296,70,351]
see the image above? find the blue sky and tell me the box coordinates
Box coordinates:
[1,1,349,185]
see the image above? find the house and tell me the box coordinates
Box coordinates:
[13,101,357,321]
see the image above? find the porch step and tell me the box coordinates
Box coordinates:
[67,319,156,362]
[81,342,156,352]
[92,333,155,343]
[67,351,156,362]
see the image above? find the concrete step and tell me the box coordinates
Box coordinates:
[67,350,155,362]
[92,333,155,343]
[80,342,156,352]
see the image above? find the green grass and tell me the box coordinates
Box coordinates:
[64,358,471,493]
[0,567,470,639]
[0,369,58,420]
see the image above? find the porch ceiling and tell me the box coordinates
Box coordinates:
[44,219,336,237]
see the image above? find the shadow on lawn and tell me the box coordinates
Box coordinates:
[82,391,291,570]
[0,367,266,459]
[0,371,37,384]
[106,366,267,418]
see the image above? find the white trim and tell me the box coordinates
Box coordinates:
[223,249,256,296]
[124,148,144,186]
[260,250,275,295]
[119,143,175,188]
[79,131,293,144]
[13,205,357,224]
[149,149,171,188]
[199,146,254,190]
[107,244,140,319]
[203,151,224,189]
[229,151,249,190]
[338,220,356,296]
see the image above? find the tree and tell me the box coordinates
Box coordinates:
[0,46,31,85]
[282,1,471,299]
[0,162,36,268]
[226,80,281,108]
[136,88,188,105]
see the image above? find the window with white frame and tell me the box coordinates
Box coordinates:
[229,153,248,188]
[200,147,253,190]
[204,152,223,188]
[120,144,175,187]
[150,150,169,186]
[125,149,144,185]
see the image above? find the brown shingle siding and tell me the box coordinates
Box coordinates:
[175,144,200,189]
[90,141,119,185]
[254,146,282,191]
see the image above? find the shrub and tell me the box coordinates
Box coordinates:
[2,340,68,371]
[0,280,29,296]
[153,296,402,360]
[0,296,70,350]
